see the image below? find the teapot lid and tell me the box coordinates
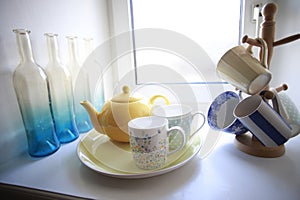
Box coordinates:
[111,86,141,103]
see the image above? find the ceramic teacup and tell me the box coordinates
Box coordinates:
[151,104,205,150]
[234,95,293,147]
[271,89,300,137]
[217,38,272,95]
[128,116,186,170]
[207,91,248,135]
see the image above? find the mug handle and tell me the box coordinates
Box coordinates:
[167,126,186,155]
[190,112,206,138]
[246,37,269,69]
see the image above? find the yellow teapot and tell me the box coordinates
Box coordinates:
[80,85,169,142]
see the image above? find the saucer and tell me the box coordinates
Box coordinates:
[77,129,202,179]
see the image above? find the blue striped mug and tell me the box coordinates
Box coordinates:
[234,95,292,147]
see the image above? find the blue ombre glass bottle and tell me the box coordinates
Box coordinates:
[12,29,60,157]
[44,33,79,143]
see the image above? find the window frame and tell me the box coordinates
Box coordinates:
[108,0,250,87]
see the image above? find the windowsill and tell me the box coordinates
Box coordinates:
[1,128,300,199]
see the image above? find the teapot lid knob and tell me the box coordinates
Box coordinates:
[123,85,130,94]
[111,85,141,103]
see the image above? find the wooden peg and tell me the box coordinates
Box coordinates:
[275,83,288,92]
[242,35,261,48]
[273,34,300,46]
[260,83,288,100]
[260,90,275,100]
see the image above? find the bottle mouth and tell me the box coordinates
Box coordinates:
[66,35,78,40]
[13,29,31,34]
[44,33,58,37]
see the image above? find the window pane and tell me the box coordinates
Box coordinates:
[130,0,241,84]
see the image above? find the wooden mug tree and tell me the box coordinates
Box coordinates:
[234,2,300,158]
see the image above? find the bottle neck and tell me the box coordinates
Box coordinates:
[13,29,35,63]
[45,33,61,63]
[66,36,80,63]
[83,37,94,59]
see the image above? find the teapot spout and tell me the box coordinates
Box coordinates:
[80,100,103,133]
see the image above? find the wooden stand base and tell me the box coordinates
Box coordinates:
[234,132,285,158]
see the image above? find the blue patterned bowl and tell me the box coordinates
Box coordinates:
[207,91,248,135]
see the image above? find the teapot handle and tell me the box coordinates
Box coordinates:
[148,95,170,107]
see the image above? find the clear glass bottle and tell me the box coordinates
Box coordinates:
[82,37,94,62]
[44,33,79,143]
[12,29,60,157]
[82,37,105,112]
[66,35,92,133]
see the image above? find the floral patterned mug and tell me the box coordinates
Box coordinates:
[128,116,186,170]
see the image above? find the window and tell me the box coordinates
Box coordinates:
[130,0,242,84]
[105,0,242,104]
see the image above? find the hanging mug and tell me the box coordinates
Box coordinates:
[207,91,248,135]
[234,94,293,147]
[270,88,300,138]
[217,38,272,95]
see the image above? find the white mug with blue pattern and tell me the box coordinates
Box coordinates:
[234,95,293,147]
[207,91,248,135]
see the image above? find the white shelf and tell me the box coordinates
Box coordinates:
[1,131,300,200]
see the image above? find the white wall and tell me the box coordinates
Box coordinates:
[0,0,110,164]
[270,0,300,110]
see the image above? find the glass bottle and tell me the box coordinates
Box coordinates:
[44,33,79,143]
[66,36,92,133]
[82,37,105,112]
[82,37,94,62]
[12,29,60,157]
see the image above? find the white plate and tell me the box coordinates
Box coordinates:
[77,129,202,179]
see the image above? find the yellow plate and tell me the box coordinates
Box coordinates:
[77,129,202,179]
